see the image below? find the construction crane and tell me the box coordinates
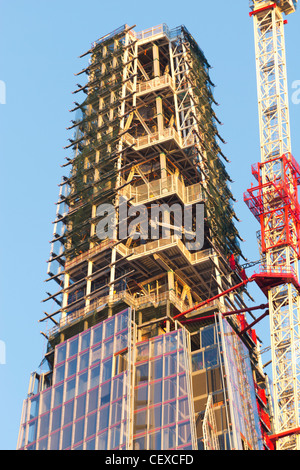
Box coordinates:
[244,0,300,450]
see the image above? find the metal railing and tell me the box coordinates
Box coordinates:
[134,24,169,41]
[115,236,212,265]
[65,239,116,271]
[136,127,181,149]
[48,288,193,338]
[120,175,203,206]
[93,24,127,47]
[137,74,175,94]
[64,230,211,275]
[123,126,195,150]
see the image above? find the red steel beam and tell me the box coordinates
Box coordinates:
[249,3,277,17]
[269,427,300,444]
[173,277,256,321]
[238,310,269,336]
[180,303,269,325]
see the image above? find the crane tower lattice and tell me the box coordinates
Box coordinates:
[244,0,300,450]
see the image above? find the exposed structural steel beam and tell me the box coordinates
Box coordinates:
[270,426,300,444]
[180,303,269,324]
[249,2,278,17]
[246,0,300,451]
[173,276,256,320]
[238,310,269,336]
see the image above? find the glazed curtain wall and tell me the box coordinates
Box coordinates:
[18,309,131,450]
[18,311,195,450]
[133,328,196,450]
[218,313,263,450]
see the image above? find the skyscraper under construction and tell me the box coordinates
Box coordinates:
[17,24,274,451]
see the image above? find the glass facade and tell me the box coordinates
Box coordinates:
[17,308,263,451]
[18,310,196,450]
[18,309,131,450]
[133,328,196,450]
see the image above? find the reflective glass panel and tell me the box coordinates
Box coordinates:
[102,359,112,382]
[150,358,163,380]
[103,338,114,358]
[88,388,98,413]
[90,364,101,389]
[55,364,65,384]
[90,344,102,365]
[201,327,215,348]
[39,413,50,438]
[92,324,102,345]
[74,418,84,444]
[100,381,111,406]
[97,430,108,450]
[56,343,66,364]
[79,351,89,372]
[86,437,95,450]
[53,385,64,408]
[164,353,176,376]
[104,318,115,339]
[68,337,79,358]
[110,424,121,449]
[28,420,37,444]
[77,372,88,396]
[63,400,74,426]
[149,380,162,405]
[149,405,162,430]
[204,346,218,368]
[49,431,60,450]
[51,407,62,432]
[75,394,86,420]
[135,384,148,409]
[80,331,90,351]
[40,390,52,414]
[65,378,76,401]
[99,405,110,431]
[163,426,176,449]
[67,357,77,377]
[29,397,39,420]
[86,412,97,438]
[62,425,72,449]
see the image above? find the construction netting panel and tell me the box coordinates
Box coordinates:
[133,328,196,450]
[17,309,132,450]
[218,313,264,450]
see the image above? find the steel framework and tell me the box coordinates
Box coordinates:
[245,0,300,450]
[17,23,274,451]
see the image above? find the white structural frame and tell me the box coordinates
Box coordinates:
[251,0,300,450]
[203,394,220,450]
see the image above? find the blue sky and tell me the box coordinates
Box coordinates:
[0,0,299,450]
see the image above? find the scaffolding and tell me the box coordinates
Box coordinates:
[44,24,248,331]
